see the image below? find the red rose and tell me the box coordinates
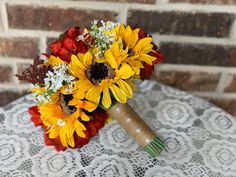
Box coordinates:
[77,40,88,54]
[63,37,78,54]
[67,27,82,38]
[49,27,87,63]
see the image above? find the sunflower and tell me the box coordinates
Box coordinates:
[38,93,96,147]
[111,24,156,76]
[69,42,134,109]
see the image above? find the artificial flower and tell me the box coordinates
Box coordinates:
[50,27,87,63]
[138,28,165,79]
[69,44,134,109]
[29,105,109,151]
[38,94,96,147]
[111,24,156,76]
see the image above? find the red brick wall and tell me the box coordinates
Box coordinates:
[0,0,236,115]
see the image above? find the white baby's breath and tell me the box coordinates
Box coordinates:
[90,20,119,58]
[44,63,75,93]
[32,64,75,104]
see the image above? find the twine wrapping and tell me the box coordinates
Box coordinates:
[108,103,165,157]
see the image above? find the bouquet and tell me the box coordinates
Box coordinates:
[16,21,165,157]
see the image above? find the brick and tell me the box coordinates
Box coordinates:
[0,65,13,83]
[207,98,236,116]
[0,37,39,59]
[224,74,236,92]
[7,4,118,31]
[127,10,235,38]
[73,0,155,3]
[0,91,28,107]
[155,71,220,91]
[159,42,236,66]
[170,0,236,5]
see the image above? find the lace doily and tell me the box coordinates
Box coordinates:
[0,81,236,177]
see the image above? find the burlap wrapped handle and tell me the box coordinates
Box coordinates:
[108,103,164,157]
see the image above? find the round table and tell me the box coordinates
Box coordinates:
[0,81,236,177]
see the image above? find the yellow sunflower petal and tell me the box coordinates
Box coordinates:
[116,63,134,79]
[110,24,125,41]
[109,84,127,103]
[83,101,97,112]
[77,53,84,61]
[68,99,83,107]
[111,42,129,67]
[67,136,75,147]
[39,103,64,122]
[102,87,112,109]
[31,87,46,94]
[105,49,117,69]
[117,80,133,98]
[74,120,86,138]
[129,60,144,68]
[46,55,64,67]
[141,43,154,54]
[69,55,86,78]
[83,52,93,67]
[127,60,144,75]
[48,128,59,139]
[66,120,75,147]
[81,111,90,121]
[68,90,85,106]
[133,37,153,53]
[134,67,140,75]
[124,26,139,49]
[74,89,86,99]
[139,54,156,65]
[67,109,81,124]
[113,24,125,38]
[66,124,75,139]
[86,87,102,106]
[59,128,68,147]
[75,80,93,91]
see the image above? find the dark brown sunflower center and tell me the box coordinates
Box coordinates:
[60,94,77,116]
[128,49,135,56]
[87,62,115,85]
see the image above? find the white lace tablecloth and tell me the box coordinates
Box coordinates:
[0,81,236,177]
